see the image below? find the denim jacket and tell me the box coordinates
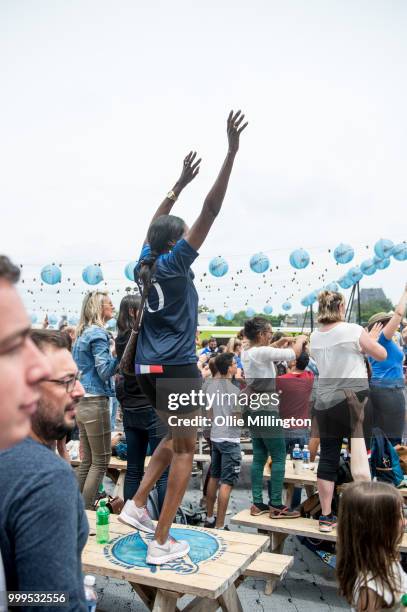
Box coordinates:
[72,325,118,397]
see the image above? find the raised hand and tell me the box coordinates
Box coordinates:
[177,151,202,190]
[344,389,368,430]
[368,322,383,341]
[227,110,248,154]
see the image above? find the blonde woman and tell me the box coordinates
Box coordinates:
[72,291,118,508]
[310,290,386,533]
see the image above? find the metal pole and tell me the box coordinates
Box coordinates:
[356,281,361,325]
[346,285,356,321]
[310,303,314,332]
[301,306,309,333]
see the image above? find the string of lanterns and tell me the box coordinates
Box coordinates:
[23,237,406,326]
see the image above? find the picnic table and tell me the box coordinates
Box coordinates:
[83,511,293,610]
[231,509,407,555]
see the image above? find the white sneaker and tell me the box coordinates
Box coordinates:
[118,500,155,534]
[146,536,190,565]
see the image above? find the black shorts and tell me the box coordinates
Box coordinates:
[137,364,202,436]
[210,441,242,486]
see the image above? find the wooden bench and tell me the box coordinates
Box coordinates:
[83,511,293,610]
[71,454,214,496]
[231,509,407,555]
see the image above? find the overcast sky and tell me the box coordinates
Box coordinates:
[1,0,406,319]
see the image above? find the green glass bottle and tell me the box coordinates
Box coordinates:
[96,499,110,544]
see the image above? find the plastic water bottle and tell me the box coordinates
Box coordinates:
[96,499,110,544]
[302,445,310,464]
[84,575,97,612]
[292,444,302,461]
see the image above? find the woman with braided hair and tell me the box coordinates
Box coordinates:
[310,290,386,534]
[119,110,248,565]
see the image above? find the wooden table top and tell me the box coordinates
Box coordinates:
[83,511,269,599]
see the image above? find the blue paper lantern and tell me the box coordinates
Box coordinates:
[333,243,354,264]
[250,252,270,273]
[360,259,377,276]
[224,310,234,321]
[40,264,61,285]
[48,313,58,326]
[30,313,38,324]
[68,315,79,326]
[338,274,353,289]
[324,282,339,292]
[373,256,391,270]
[282,301,292,312]
[207,312,217,324]
[348,266,363,284]
[124,261,138,282]
[374,238,394,259]
[263,305,273,315]
[289,248,310,270]
[301,292,318,308]
[82,265,103,285]
[106,318,117,331]
[209,256,229,277]
[392,243,407,262]
[245,307,256,317]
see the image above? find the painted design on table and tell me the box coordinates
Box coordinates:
[104,527,225,575]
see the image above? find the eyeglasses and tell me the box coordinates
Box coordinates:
[46,371,82,393]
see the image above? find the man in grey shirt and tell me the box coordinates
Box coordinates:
[0,329,88,611]
[0,256,51,611]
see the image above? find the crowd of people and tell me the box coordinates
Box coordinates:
[1,110,407,610]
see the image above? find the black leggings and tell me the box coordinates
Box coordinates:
[316,392,371,482]
[369,386,406,445]
[123,407,168,509]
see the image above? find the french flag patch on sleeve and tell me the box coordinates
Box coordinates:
[135,364,164,374]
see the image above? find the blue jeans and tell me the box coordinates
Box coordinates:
[110,396,119,431]
[122,407,168,510]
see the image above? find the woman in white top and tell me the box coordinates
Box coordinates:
[242,316,307,518]
[310,290,386,533]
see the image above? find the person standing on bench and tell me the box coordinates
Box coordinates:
[241,317,307,519]
[118,110,248,565]
[367,283,407,446]
[310,290,386,533]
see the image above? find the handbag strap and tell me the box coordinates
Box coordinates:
[133,282,149,332]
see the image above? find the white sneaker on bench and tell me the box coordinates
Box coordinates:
[146,536,190,565]
[118,500,155,534]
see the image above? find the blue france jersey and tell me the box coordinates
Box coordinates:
[135,239,199,365]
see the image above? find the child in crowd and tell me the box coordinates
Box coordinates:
[337,480,406,611]
[204,352,242,529]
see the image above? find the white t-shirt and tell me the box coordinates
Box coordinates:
[242,346,296,392]
[0,551,7,612]
[352,561,407,611]
[310,322,368,410]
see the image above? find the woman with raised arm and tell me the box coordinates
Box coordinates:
[367,282,407,445]
[119,110,248,565]
[310,290,386,534]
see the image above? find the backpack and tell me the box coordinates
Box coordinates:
[146,488,188,525]
[370,427,404,487]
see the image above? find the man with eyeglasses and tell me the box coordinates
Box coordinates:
[0,329,88,611]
